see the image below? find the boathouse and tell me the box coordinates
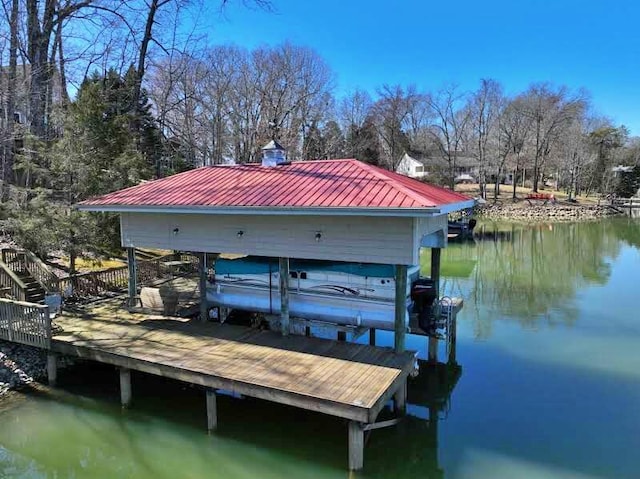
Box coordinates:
[0,147,475,471]
[71,151,473,470]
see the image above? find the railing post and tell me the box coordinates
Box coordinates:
[44,305,52,349]
[7,304,13,341]
[127,247,137,308]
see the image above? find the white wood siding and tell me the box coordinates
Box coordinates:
[412,215,448,259]
[121,213,420,265]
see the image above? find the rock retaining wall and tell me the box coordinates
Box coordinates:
[0,341,47,396]
[477,202,621,222]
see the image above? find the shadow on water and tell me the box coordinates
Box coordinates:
[0,358,462,479]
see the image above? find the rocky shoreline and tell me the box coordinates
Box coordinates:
[476,202,621,222]
[0,341,47,396]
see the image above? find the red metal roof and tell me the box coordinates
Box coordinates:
[79,159,472,211]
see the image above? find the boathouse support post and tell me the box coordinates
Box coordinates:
[428,337,439,363]
[448,315,458,364]
[199,252,208,323]
[120,368,132,408]
[47,353,57,386]
[127,247,137,308]
[206,388,217,433]
[431,248,441,297]
[348,421,364,471]
[429,247,442,362]
[394,264,408,353]
[279,257,290,336]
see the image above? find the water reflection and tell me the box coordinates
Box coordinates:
[424,219,640,338]
[0,359,463,479]
[360,360,462,479]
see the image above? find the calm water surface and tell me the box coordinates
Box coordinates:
[1,218,639,478]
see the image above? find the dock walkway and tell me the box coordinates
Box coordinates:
[48,298,416,469]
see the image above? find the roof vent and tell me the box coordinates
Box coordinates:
[261,140,287,167]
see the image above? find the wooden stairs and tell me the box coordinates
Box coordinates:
[15,270,47,303]
[0,248,58,304]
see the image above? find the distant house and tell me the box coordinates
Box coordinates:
[396,153,428,178]
[396,152,480,182]
[612,165,634,177]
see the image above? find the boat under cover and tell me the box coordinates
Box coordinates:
[207,256,421,330]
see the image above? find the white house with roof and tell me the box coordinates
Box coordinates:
[396,152,481,182]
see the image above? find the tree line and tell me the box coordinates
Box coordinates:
[147,46,639,199]
[0,1,638,266]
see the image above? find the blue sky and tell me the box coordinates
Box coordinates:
[201,0,639,135]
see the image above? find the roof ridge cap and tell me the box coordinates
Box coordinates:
[354,161,433,207]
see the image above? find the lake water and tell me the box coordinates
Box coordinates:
[1,218,639,478]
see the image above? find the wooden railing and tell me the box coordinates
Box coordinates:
[1,248,59,292]
[0,298,51,349]
[1,249,25,273]
[57,253,199,298]
[22,249,60,292]
[0,260,28,302]
[0,248,199,301]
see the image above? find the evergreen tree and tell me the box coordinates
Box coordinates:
[615,166,640,198]
[9,69,160,272]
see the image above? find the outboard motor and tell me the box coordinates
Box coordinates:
[411,278,437,332]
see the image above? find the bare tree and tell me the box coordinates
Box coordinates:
[496,96,533,200]
[466,79,503,199]
[427,84,470,189]
[339,88,372,160]
[370,84,415,171]
[519,83,586,192]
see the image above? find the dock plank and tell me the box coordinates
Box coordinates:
[53,298,415,422]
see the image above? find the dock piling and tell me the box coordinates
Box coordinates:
[206,389,217,433]
[47,353,57,386]
[369,328,376,346]
[120,368,132,408]
[428,337,438,363]
[393,379,407,416]
[348,421,364,471]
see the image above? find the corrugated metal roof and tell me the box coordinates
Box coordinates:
[78,159,472,211]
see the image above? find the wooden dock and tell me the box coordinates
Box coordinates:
[47,297,416,470]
